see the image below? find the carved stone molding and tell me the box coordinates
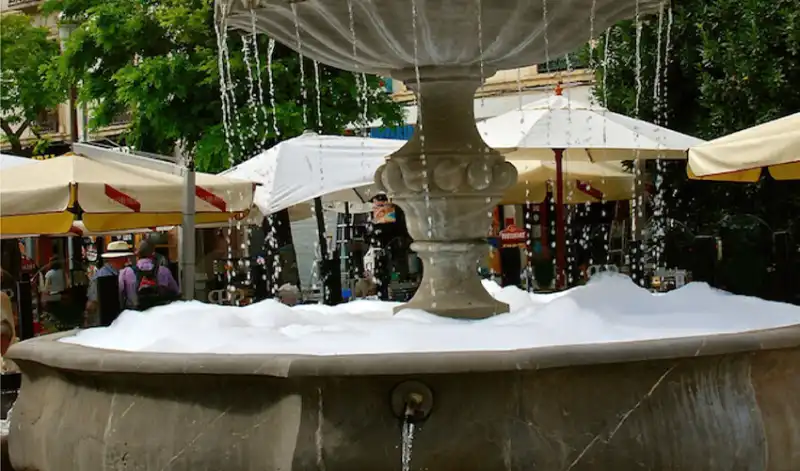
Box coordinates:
[375,156,516,197]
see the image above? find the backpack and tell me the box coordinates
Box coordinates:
[132,265,171,311]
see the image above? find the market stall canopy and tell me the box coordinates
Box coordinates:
[478,95,703,161]
[0,154,36,171]
[688,113,800,182]
[0,153,255,236]
[505,160,634,204]
[223,132,403,220]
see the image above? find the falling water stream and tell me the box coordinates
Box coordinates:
[564,54,577,285]
[475,0,499,286]
[292,4,327,298]
[584,0,602,269]
[601,27,614,265]
[652,2,673,270]
[401,418,416,471]
[518,65,534,291]
[316,387,326,470]
[313,61,323,130]
[213,4,238,292]
[266,39,280,138]
[541,0,559,286]
[651,3,666,268]
[631,0,644,285]
[292,5,308,128]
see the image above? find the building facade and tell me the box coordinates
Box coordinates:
[370,53,595,139]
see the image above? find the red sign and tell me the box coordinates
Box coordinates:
[196,186,227,212]
[21,255,36,274]
[104,184,141,212]
[500,224,527,248]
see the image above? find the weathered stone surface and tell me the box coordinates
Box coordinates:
[1,435,13,471]
[7,326,800,470]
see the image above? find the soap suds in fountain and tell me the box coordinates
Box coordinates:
[61,274,800,355]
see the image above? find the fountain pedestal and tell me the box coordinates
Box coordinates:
[375,69,516,318]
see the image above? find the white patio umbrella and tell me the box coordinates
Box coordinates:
[688,112,800,182]
[478,90,704,287]
[223,132,404,220]
[225,132,635,222]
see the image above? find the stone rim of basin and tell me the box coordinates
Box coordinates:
[8,324,800,377]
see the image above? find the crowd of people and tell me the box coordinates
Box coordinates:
[2,236,394,343]
[84,240,180,325]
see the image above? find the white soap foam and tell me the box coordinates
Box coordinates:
[61,274,800,356]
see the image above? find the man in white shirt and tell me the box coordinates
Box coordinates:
[43,257,68,304]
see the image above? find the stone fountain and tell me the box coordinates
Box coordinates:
[7,1,800,470]
[232,0,660,318]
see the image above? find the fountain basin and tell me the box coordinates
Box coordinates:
[8,327,800,471]
[227,0,662,76]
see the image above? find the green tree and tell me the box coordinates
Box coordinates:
[45,0,403,172]
[594,0,800,291]
[0,14,65,155]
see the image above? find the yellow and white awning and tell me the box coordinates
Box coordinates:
[0,154,255,236]
[688,113,800,182]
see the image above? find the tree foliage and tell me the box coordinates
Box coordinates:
[45,0,404,173]
[0,14,65,155]
[594,0,800,291]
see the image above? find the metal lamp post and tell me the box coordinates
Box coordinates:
[58,18,81,273]
[181,157,196,301]
[57,18,79,144]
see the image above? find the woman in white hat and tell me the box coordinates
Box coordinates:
[84,240,133,326]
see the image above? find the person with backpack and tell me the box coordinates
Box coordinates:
[118,241,180,311]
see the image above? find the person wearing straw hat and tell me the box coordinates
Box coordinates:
[84,240,133,326]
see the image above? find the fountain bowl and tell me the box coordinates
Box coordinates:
[227,0,662,76]
[7,326,800,470]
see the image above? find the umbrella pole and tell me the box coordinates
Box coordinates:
[313,197,328,300]
[554,148,566,289]
[314,196,342,305]
[181,164,196,301]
